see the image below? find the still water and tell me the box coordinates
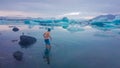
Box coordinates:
[0,24,120,68]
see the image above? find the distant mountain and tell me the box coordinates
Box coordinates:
[90,14,116,22]
[0,16,28,21]
[94,14,115,20]
[0,16,44,21]
[89,14,120,31]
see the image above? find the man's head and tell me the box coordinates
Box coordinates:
[48,28,51,32]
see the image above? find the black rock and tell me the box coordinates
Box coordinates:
[19,35,37,48]
[13,51,23,61]
[12,27,19,32]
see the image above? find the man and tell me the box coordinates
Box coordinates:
[43,28,52,49]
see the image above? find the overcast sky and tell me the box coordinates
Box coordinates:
[0,0,120,19]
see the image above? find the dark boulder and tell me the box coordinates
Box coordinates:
[13,51,23,61]
[12,27,19,32]
[19,35,37,48]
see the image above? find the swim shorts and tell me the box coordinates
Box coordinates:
[44,39,50,45]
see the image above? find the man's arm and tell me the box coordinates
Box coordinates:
[49,33,52,40]
[49,35,52,40]
[43,32,46,37]
[43,33,45,36]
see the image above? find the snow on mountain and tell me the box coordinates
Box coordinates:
[90,14,116,22]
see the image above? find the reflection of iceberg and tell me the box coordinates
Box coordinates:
[91,21,116,31]
[67,28,84,33]
[67,24,84,32]
[60,22,69,29]
[111,29,120,35]
[90,14,120,31]
[94,31,115,37]
[94,33,114,37]
[113,16,120,26]
[24,20,39,28]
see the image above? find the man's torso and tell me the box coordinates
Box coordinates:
[44,32,50,39]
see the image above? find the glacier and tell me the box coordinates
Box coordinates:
[0,14,120,32]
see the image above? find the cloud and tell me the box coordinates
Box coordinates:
[57,12,102,19]
[58,12,81,17]
[0,10,47,17]
[0,0,120,18]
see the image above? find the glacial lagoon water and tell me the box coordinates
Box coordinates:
[0,23,120,68]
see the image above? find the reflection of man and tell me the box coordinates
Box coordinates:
[43,28,52,49]
[43,47,50,64]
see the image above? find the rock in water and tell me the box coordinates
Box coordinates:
[19,35,37,48]
[13,51,23,61]
[12,27,19,32]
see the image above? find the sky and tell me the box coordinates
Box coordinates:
[0,0,120,19]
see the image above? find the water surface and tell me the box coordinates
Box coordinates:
[0,23,120,68]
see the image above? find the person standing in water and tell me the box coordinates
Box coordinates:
[43,28,52,49]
